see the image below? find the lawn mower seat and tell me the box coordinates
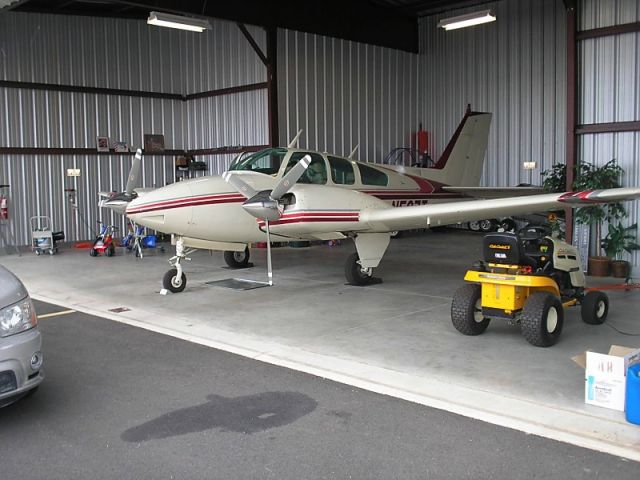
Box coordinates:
[518,225,554,269]
[483,233,538,268]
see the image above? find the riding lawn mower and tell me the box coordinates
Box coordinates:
[451,225,609,347]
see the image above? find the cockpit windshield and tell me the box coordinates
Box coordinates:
[228,148,288,175]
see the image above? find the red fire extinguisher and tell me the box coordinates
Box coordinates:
[0,195,8,220]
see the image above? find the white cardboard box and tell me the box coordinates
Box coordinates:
[572,345,640,411]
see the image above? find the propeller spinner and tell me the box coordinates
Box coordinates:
[223,154,311,219]
[223,154,312,286]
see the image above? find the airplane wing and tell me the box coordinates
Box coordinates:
[361,188,640,231]
[442,186,545,199]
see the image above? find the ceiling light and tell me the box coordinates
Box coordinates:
[147,11,211,33]
[438,9,496,31]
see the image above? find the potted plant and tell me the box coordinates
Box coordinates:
[601,222,640,278]
[542,159,627,276]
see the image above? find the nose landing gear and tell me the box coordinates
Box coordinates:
[163,237,196,293]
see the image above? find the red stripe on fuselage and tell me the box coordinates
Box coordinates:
[127,194,245,214]
[257,211,360,227]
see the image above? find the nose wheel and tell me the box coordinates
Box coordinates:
[163,237,195,293]
[163,268,187,293]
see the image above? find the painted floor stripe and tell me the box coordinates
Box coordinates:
[38,309,76,319]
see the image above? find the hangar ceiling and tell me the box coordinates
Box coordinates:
[2,0,493,52]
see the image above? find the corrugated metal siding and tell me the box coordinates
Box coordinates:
[0,153,174,246]
[277,29,419,163]
[419,0,567,187]
[184,90,268,152]
[578,0,640,272]
[0,88,185,149]
[580,0,640,29]
[0,12,269,247]
[183,22,266,94]
[0,12,186,94]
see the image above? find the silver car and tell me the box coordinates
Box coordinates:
[0,265,44,407]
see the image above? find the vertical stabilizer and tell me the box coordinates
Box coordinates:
[429,109,492,187]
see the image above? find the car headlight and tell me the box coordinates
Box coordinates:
[0,298,37,338]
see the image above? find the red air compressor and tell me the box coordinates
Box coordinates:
[412,124,432,167]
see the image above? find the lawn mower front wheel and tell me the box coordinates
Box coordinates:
[451,284,490,335]
[520,292,564,347]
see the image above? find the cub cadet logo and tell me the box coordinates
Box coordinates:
[489,244,511,250]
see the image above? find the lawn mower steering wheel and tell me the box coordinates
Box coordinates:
[518,224,552,241]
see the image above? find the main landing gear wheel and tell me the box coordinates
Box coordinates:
[345,253,373,286]
[451,284,490,335]
[520,292,564,347]
[581,291,609,325]
[224,248,250,268]
[163,268,187,293]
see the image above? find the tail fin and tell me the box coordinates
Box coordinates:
[428,108,492,186]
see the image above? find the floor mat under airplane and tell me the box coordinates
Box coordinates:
[205,278,269,290]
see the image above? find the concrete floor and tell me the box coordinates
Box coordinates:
[2,230,640,459]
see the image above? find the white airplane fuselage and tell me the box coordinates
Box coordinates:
[125,157,466,246]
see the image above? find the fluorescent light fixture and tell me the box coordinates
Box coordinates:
[147,11,211,32]
[438,9,496,31]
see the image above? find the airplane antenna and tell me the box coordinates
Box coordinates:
[348,144,359,159]
[288,130,303,148]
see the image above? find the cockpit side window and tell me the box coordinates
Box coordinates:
[358,163,388,186]
[328,156,356,185]
[285,152,327,184]
[228,148,287,175]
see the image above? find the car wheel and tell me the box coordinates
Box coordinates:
[520,292,564,347]
[479,219,497,232]
[499,218,517,233]
[451,284,490,335]
[581,291,609,325]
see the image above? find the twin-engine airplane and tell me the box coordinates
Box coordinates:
[101,108,640,293]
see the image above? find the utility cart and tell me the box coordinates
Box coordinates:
[30,216,64,255]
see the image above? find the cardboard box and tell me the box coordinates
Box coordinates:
[572,345,640,411]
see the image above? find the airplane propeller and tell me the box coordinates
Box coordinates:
[99,148,143,214]
[125,148,143,197]
[222,154,312,285]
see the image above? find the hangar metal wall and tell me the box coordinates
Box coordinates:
[578,0,640,270]
[0,12,268,247]
[418,0,567,188]
[277,29,419,163]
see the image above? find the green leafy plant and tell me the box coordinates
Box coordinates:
[541,163,567,194]
[541,159,626,254]
[601,222,640,260]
